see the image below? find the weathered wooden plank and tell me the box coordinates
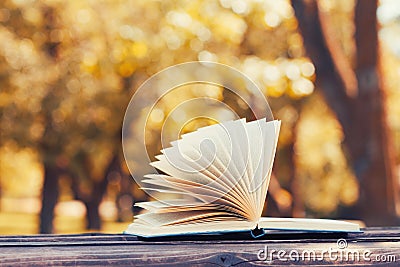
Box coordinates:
[0,227,399,266]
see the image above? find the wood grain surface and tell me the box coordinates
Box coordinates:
[0,227,399,266]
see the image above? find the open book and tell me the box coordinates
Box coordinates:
[125,118,360,238]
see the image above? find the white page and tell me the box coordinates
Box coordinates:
[131,118,281,231]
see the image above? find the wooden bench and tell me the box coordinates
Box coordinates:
[0,227,399,266]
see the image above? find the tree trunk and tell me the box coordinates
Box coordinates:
[38,5,62,234]
[292,0,399,225]
[270,117,304,218]
[287,136,305,218]
[39,162,60,233]
[83,154,119,230]
[84,200,101,230]
[116,173,134,222]
[350,0,398,225]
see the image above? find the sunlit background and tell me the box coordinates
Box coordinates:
[1,0,400,234]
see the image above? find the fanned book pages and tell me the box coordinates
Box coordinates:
[125,118,360,238]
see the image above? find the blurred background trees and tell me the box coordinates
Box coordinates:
[0,0,399,234]
[292,0,398,225]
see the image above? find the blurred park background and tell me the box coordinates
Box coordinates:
[1,0,400,234]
